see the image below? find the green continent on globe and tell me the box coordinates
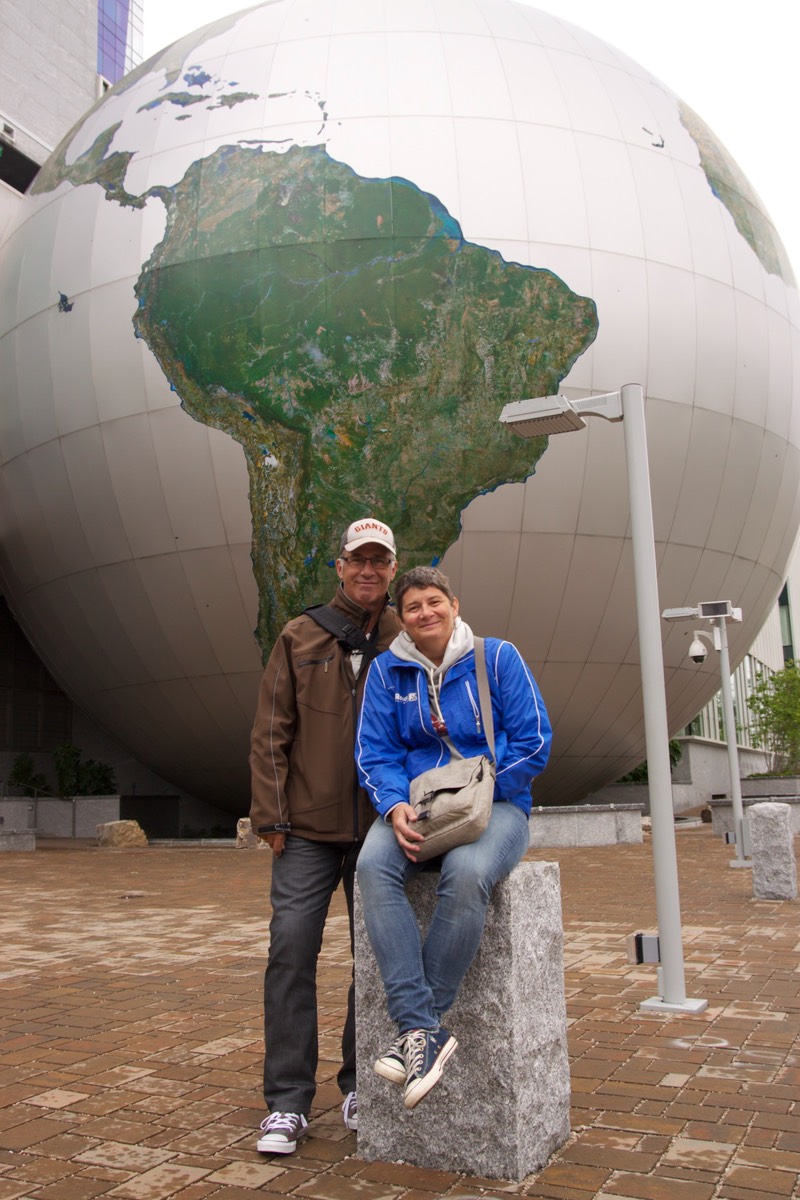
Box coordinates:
[31,123,140,205]
[137,90,258,113]
[132,143,598,653]
[680,102,794,283]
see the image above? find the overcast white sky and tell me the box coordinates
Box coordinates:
[142,0,799,278]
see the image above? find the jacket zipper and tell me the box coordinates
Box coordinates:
[351,680,360,838]
[298,654,335,669]
[465,680,482,734]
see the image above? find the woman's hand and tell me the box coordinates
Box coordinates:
[390,803,426,860]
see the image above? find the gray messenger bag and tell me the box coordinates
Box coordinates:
[408,638,496,861]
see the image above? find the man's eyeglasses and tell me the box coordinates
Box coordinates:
[342,555,394,569]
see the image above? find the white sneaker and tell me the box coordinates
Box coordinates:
[374,1034,407,1084]
[257,1111,308,1153]
[403,1027,457,1110]
[342,1091,358,1131]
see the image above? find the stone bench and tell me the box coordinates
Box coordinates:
[708,796,800,839]
[0,830,35,852]
[529,802,644,847]
[354,860,569,1181]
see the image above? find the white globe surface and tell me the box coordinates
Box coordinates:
[1,0,798,808]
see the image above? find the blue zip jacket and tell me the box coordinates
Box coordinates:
[355,637,551,819]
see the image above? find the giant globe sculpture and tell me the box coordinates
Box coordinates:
[1,0,798,808]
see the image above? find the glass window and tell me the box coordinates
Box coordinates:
[97,0,142,84]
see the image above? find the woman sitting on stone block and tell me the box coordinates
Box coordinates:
[355,566,552,1109]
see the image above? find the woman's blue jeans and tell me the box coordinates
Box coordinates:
[356,801,529,1032]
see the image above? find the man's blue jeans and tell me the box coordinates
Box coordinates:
[356,801,529,1032]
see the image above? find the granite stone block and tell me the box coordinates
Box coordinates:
[354,860,569,1180]
[750,802,797,900]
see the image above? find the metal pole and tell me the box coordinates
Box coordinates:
[716,617,749,866]
[621,383,706,1013]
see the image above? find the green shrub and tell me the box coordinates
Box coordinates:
[617,739,683,784]
[8,752,52,797]
[747,661,800,775]
[53,742,116,798]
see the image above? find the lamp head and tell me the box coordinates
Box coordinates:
[499,390,625,438]
[499,395,585,437]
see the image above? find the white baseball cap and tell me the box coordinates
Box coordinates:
[339,518,396,556]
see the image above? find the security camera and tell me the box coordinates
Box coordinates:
[688,638,708,664]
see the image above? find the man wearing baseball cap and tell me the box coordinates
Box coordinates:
[251,518,400,1155]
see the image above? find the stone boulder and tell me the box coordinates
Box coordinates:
[236,817,268,848]
[96,819,148,848]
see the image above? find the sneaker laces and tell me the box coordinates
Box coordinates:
[261,1111,302,1134]
[403,1029,427,1076]
[387,1033,406,1058]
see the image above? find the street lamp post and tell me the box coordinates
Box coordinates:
[663,601,750,867]
[500,384,707,1014]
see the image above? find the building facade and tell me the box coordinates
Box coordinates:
[0,0,232,832]
[0,0,142,233]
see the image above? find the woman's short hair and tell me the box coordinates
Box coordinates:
[394,566,456,616]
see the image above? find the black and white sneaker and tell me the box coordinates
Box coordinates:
[402,1027,457,1110]
[342,1091,358,1131]
[374,1034,407,1084]
[256,1111,309,1153]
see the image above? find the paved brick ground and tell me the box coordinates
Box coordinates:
[1,827,799,1199]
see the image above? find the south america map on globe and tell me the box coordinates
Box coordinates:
[29,6,785,653]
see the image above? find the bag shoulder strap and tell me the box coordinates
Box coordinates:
[474,637,496,759]
[303,604,381,663]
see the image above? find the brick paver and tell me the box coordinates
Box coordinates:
[1,828,800,1198]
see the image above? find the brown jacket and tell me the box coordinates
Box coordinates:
[249,586,401,843]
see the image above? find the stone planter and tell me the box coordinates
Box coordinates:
[708,795,800,837]
[529,803,644,847]
[741,776,800,798]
